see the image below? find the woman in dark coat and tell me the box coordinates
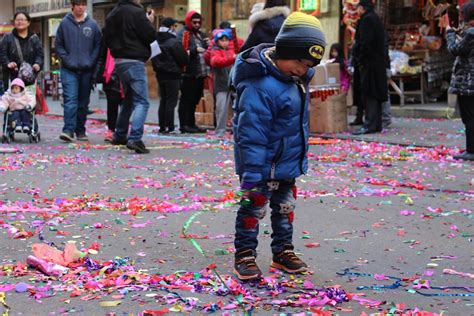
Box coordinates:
[0,12,43,91]
[447,2,474,161]
[239,0,290,52]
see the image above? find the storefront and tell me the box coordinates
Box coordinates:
[341,0,462,105]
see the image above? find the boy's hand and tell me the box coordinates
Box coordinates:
[241,181,257,190]
[26,105,33,112]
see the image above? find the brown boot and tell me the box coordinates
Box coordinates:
[234,249,262,281]
[271,245,308,274]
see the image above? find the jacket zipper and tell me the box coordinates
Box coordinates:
[271,138,285,179]
[297,80,306,175]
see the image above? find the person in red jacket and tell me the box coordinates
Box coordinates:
[204,21,244,66]
[210,30,236,137]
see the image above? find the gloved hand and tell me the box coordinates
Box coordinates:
[26,105,33,112]
[348,66,354,75]
[241,181,257,190]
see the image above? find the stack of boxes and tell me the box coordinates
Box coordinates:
[195,90,215,127]
[309,63,348,133]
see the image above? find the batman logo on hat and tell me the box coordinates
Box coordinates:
[309,45,324,59]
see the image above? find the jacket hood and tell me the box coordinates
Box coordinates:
[184,10,201,30]
[248,6,290,29]
[10,78,25,90]
[12,28,34,39]
[232,44,314,88]
[65,12,90,24]
[157,31,176,41]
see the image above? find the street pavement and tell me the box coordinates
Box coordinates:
[0,97,472,315]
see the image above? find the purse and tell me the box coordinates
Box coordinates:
[14,37,37,86]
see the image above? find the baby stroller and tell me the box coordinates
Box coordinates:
[2,108,40,143]
[1,81,41,144]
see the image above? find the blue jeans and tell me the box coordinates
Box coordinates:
[61,68,92,135]
[114,61,150,142]
[235,179,297,255]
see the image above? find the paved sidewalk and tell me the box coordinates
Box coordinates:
[44,95,465,149]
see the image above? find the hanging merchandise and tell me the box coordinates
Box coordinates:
[342,0,361,42]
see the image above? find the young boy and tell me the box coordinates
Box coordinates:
[210,30,236,137]
[232,12,326,280]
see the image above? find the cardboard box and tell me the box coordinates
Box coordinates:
[196,97,205,112]
[203,90,214,113]
[309,93,348,134]
[195,112,214,126]
[311,63,340,88]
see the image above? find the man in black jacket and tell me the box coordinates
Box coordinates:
[152,18,188,134]
[103,0,156,154]
[177,10,209,134]
[351,0,388,135]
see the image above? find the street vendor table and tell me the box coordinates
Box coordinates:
[389,70,425,106]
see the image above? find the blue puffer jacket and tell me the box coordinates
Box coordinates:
[232,44,314,183]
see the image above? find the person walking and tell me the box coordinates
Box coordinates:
[351,0,388,135]
[94,37,122,142]
[104,0,157,154]
[239,0,290,52]
[55,0,101,142]
[447,2,474,161]
[177,10,209,134]
[0,12,44,92]
[152,17,188,134]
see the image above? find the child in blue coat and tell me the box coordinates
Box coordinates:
[232,12,326,280]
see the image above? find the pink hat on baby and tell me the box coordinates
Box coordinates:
[11,78,25,90]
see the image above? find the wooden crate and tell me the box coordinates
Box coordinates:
[309,94,348,133]
[195,112,214,126]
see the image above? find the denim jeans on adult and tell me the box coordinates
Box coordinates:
[235,179,297,255]
[114,61,150,142]
[61,68,92,135]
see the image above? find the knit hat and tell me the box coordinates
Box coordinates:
[10,78,25,90]
[161,17,177,28]
[214,29,232,42]
[358,0,374,9]
[274,12,326,66]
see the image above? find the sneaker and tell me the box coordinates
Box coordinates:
[349,118,363,126]
[110,137,127,146]
[271,245,308,274]
[59,132,74,142]
[382,121,392,129]
[76,133,89,141]
[234,249,262,281]
[126,140,150,154]
[22,126,30,133]
[104,130,114,142]
[15,125,22,133]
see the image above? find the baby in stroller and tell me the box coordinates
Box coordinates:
[0,78,39,143]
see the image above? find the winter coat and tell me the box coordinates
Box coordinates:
[446,26,474,96]
[232,44,314,183]
[55,13,101,71]
[0,29,44,82]
[352,9,388,102]
[210,46,235,93]
[239,6,290,52]
[104,0,156,62]
[204,31,244,65]
[0,89,35,112]
[152,31,188,81]
[176,11,209,78]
